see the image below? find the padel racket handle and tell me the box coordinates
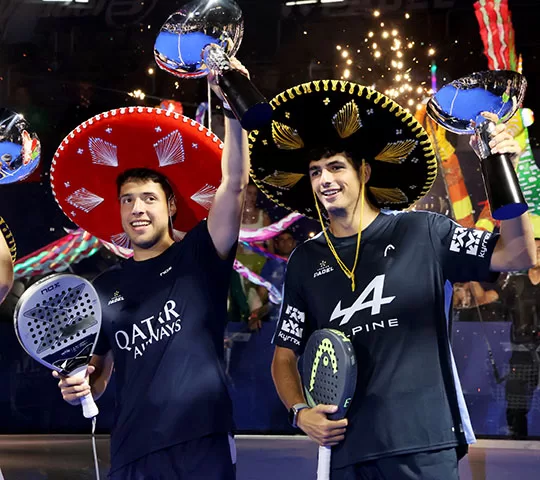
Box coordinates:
[317,445,331,480]
[71,368,99,419]
[81,392,99,419]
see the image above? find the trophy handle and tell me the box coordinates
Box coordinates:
[480,152,528,220]
[218,69,273,131]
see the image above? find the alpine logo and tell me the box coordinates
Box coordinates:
[330,274,395,326]
[108,291,125,306]
[449,227,490,258]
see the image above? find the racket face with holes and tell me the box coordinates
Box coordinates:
[302,329,357,421]
[14,274,102,376]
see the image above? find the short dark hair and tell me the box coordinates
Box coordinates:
[276,229,294,238]
[308,147,380,208]
[116,168,174,200]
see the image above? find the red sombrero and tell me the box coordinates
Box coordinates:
[50,107,224,247]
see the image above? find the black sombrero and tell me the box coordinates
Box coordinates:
[248,80,437,218]
[0,216,16,262]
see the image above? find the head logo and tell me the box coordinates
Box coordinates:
[309,338,338,392]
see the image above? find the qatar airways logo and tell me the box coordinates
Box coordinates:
[114,300,182,359]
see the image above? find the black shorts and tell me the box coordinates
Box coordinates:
[109,433,236,480]
[331,448,459,480]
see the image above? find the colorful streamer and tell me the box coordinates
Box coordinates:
[474,0,540,231]
[234,259,282,305]
[239,212,303,242]
[14,229,101,279]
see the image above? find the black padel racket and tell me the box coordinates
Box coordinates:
[14,273,102,418]
[302,329,357,480]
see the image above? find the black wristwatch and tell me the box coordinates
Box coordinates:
[288,403,310,428]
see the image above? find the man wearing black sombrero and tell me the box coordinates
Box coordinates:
[51,60,251,479]
[249,80,536,479]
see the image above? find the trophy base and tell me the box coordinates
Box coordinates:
[491,203,529,221]
[481,152,528,221]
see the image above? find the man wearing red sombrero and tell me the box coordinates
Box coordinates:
[51,61,251,479]
[248,80,536,479]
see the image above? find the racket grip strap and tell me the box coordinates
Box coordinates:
[317,445,331,480]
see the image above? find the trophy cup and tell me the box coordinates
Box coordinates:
[427,70,527,220]
[0,108,41,184]
[154,0,273,131]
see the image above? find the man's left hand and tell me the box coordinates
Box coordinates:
[470,112,522,167]
[208,57,250,107]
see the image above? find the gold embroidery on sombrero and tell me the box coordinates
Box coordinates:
[370,187,409,204]
[271,121,304,150]
[0,217,16,262]
[332,101,362,139]
[373,92,385,104]
[365,89,376,100]
[302,83,312,94]
[262,171,305,190]
[374,140,418,164]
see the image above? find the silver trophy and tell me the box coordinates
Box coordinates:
[427,70,527,220]
[154,0,272,131]
[0,108,41,184]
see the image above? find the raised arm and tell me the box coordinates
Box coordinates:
[481,120,537,271]
[207,60,251,259]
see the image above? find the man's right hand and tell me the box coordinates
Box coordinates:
[297,404,348,447]
[52,365,95,406]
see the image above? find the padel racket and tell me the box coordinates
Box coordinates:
[14,273,102,418]
[302,329,357,480]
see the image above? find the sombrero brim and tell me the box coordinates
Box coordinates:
[0,216,16,262]
[50,107,224,247]
[248,80,437,218]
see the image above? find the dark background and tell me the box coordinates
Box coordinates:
[0,0,539,438]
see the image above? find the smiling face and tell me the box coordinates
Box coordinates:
[308,152,370,217]
[119,179,176,256]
